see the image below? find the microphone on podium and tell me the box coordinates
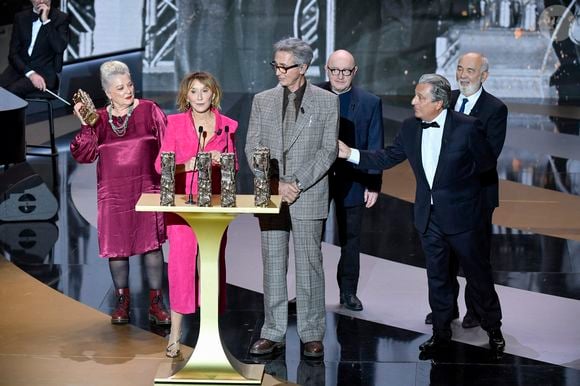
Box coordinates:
[186,125,205,205]
[201,131,208,151]
[224,125,230,152]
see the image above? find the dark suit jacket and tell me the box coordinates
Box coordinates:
[7,7,70,89]
[318,82,384,207]
[358,110,495,235]
[451,88,507,209]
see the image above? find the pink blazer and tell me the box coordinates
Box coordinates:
[156,108,238,195]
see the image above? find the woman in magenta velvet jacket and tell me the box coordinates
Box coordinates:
[155,72,238,357]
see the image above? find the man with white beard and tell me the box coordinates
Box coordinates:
[424,52,508,330]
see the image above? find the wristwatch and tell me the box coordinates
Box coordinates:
[295,178,303,191]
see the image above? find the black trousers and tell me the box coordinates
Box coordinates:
[449,206,495,317]
[0,65,56,98]
[335,202,364,295]
[419,206,502,337]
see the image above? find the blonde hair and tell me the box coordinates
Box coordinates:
[176,72,222,112]
[100,61,131,91]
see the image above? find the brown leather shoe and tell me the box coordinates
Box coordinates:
[249,338,285,355]
[303,341,324,358]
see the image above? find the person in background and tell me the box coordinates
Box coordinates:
[71,60,171,328]
[338,74,505,356]
[155,71,237,358]
[424,52,507,329]
[318,49,384,311]
[0,0,69,97]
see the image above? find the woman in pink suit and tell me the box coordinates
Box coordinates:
[156,71,238,357]
[70,60,171,326]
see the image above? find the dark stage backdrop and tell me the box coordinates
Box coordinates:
[2,0,579,99]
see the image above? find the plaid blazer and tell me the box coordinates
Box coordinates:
[246,81,339,219]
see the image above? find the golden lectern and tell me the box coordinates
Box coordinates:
[136,193,281,385]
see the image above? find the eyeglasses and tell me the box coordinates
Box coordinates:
[270,61,301,74]
[328,67,356,77]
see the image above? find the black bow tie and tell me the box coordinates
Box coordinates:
[420,121,440,129]
[31,12,40,22]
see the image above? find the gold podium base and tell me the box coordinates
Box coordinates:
[136,194,282,385]
[154,358,264,385]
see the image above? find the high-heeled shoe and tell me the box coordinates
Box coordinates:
[166,336,181,358]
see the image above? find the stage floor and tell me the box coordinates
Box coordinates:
[1,97,579,385]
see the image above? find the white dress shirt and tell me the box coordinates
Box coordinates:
[454,86,482,115]
[26,14,51,77]
[347,109,447,202]
[421,109,447,192]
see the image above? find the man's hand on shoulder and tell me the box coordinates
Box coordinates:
[338,140,351,159]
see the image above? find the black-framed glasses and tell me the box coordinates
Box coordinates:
[328,67,356,77]
[270,61,301,74]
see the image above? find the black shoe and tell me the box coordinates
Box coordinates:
[461,312,480,329]
[488,329,505,352]
[419,335,451,353]
[424,310,459,325]
[340,293,363,311]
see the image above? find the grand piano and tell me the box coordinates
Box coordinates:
[0,87,27,165]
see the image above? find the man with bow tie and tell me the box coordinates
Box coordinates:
[338,73,505,356]
[0,0,69,98]
[424,52,508,330]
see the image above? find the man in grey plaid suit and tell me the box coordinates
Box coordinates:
[245,37,339,358]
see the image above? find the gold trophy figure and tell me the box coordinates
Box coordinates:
[72,89,100,126]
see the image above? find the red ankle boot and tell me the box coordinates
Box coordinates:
[149,289,171,325]
[111,288,130,324]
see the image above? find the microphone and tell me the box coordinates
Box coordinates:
[201,131,208,151]
[224,125,230,152]
[186,125,204,205]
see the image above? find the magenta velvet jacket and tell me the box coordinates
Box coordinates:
[70,99,167,258]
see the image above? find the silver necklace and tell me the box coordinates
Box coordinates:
[108,103,135,137]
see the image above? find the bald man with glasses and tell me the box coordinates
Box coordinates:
[318,49,384,311]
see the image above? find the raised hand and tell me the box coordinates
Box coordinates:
[73,102,87,125]
[37,2,51,23]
